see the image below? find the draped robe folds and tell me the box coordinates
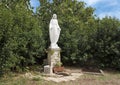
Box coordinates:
[49,18,61,48]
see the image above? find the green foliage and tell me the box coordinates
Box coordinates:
[37,0,120,70]
[0,0,45,75]
[55,62,62,67]
[89,17,120,69]
[37,0,95,65]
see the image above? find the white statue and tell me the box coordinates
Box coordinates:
[49,14,61,48]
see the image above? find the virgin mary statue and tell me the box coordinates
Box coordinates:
[49,14,61,48]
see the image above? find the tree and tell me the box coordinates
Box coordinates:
[37,0,95,65]
[93,17,120,68]
[0,0,45,75]
[37,0,120,69]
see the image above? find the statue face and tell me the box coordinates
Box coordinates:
[53,14,57,19]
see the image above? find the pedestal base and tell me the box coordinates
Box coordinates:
[44,65,53,74]
[47,48,61,67]
[44,48,61,74]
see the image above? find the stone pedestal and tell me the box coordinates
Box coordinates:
[44,48,61,74]
[47,48,61,67]
[44,65,53,74]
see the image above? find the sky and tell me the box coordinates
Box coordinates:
[30,0,120,19]
[30,0,40,12]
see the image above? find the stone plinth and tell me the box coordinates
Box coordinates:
[44,65,53,74]
[44,48,61,74]
[47,48,61,67]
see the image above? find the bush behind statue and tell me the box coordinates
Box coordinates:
[38,0,120,70]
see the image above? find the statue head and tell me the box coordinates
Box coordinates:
[52,14,57,19]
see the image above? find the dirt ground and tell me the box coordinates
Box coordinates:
[0,67,120,85]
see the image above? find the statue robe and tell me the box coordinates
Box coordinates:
[49,18,61,48]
